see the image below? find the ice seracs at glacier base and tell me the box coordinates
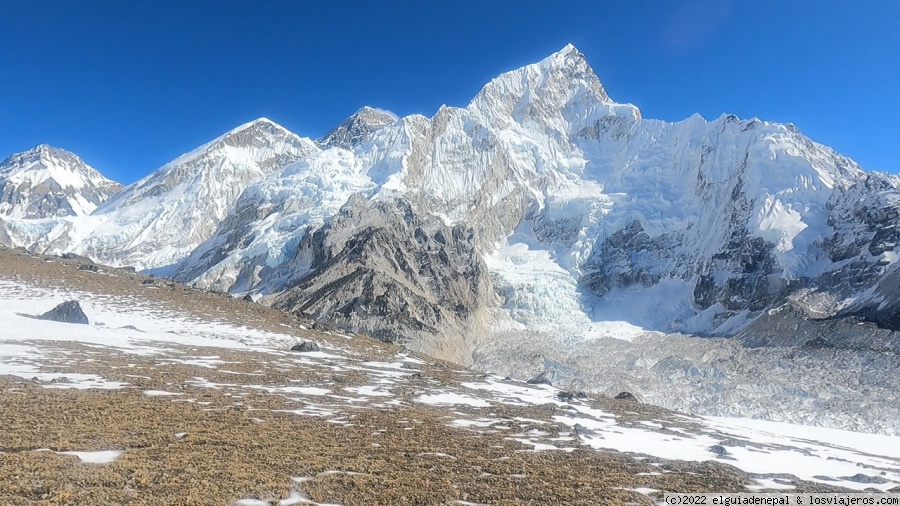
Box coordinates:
[2,44,900,438]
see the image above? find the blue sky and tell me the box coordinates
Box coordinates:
[1,1,897,183]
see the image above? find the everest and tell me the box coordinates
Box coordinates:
[2,44,900,433]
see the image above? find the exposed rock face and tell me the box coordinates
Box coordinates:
[272,196,492,363]
[736,298,900,354]
[38,300,89,325]
[581,220,688,296]
[0,145,121,219]
[526,372,553,385]
[318,107,398,150]
[614,392,638,402]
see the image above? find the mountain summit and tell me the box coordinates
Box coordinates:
[318,107,399,149]
[77,118,321,270]
[0,145,121,219]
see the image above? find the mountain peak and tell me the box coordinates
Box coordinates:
[537,43,600,87]
[549,43,582,60]
[0,145,120,218]
[3,145,84,175]
[466,43,616,126]
[354,106,398,120]
[225,117,287,137]
[210,117,312,153]
[318,106,398,149]
[12,143,72,162]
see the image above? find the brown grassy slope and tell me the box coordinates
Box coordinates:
[0,249,846,505]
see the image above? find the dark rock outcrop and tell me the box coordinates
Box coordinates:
[37,301,89,325]
[614,391,637,402]
[708,445,729,457]
[573,423,599,438]
[290,341,320,353]
[841,473,889,484]
[526,372,552,385]
[318,106,397,150]
[62,252,91,261]
[272,196,492,362]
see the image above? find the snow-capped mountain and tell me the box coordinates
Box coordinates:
[318,106,398,149]
[171,45,896,355]
[0,119,319,270]
[2,45,900,431]
[0,145,121,219]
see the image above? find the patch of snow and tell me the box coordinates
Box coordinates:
[415,392,491,408]
[143,390,182,396]
[58,450,124,464]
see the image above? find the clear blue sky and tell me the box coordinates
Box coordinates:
[1,1,897,183]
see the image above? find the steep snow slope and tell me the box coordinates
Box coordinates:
[0,145,121,218]
[0,119,319,270]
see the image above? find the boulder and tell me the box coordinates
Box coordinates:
[708,445,729,457]
[526,372,552,385]
[614,391,638,402]
[290,341,320,353]
[37,301,89,325]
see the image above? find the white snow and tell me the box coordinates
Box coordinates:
[58,450,124,464]
[0,280,298,354]
[415,392,491,408]
[445,377,900,490]
[143,390,183,396]
[344,385,393,397]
